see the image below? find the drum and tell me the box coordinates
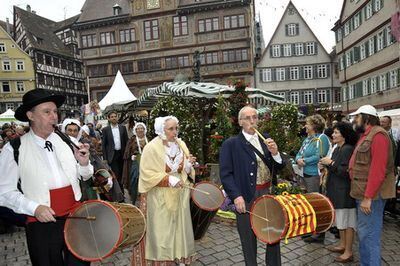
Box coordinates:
[190,181,225,240]
[64,200,146,262]
[249,193,334,244]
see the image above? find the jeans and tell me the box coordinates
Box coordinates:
[356,197,386,266]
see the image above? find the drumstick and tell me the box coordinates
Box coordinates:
[57,216,96,221]
[246,211,270,222]
[252,127,267,142]
[182,184,210,195]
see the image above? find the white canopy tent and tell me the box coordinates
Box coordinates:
[98,70,137,110]
[0,109,23,126]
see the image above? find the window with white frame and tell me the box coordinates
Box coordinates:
[390,70,398,88]
[374,0,382,12]
[295,43,303,56]
[275,92,286,98]
[261,68,272,82]
[283,44,292,57]
[370,77,377,93]
[5,103,14,110]
[303,66,313,79]
[200,52,218,65]
[368,37,375,56]
[173,16,188,36]
[336,29,342,42]
[344,22,350,36]
[363,80,369,95]
[360,43,366,60]
[16,60,25,71]
[365,2,373,19]
[304,91,313,104]
[386,26,394,46]
[349,85,355,99]
[224,14,245,29]
[377,31,384,51]
[290,67,299,80]
[16,81,24,92]
[317,90,327,103]
[272,45,280,57]
[287,23,298,36]
[353,13,360,29]
[290,91,299,104]
[2,60,11,71]
[317,64,327,78]
[276,68,285,81]
[1,81,10,92]
[342,87,347,101]
[339,56,344,70]
[346,51,351,67]
[305,42,315,55]
[379,74,387,91]
[0,43,5,52]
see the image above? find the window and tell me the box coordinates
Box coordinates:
[165,55,190,69]
[276,68,285,81]
[2,60,11,71]
[1,81,10,92]
[317,64,327,78]
[360,43,366,60]
[81,34,97,48]
[200,52,218,65]
[349,85,354,99]
[303,65,313,79]
[271,45,280,57]
[222,49,248,62]
[379,74,387,91]
[198,18,219,32]
[16,81,24,92]
[370,77,377,93]
[100,31,115,45]
[289,67,299,80]
[339,56,344,71]
[122,62,134,73]
[144,20,159,41]
[304,91,313,104]
[5,103,14,110]
[88,64,108,77]
[137,58,161,71]
[261,68,272,82]
[275,92,286,99]
[290,91,299,105]
[120,29,135,43]
[294,43,303,56]
[368,37,375,56]
[336,29,342,43]
[390,70,398,88]
[173,16,188,36]
[342,87,347,101]
[16,61,25,71]
[283,44,292,57]
[224,15,245,29]
[0,43,5,52]
[353,13,360,29]
[363,80,369,95]
[377,31,384,51]
[45,55,52,65]
[344,22,350,36]
[365,2,373,19]
[305,42,315,55]
[287,23,299,36]
[386,26,394,46]
[318,90,327,103]
[346,51,352,67]
[374,0,382,12]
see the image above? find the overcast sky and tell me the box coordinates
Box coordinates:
[1,0,343,52]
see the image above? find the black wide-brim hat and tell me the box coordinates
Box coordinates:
[15,89,65,122]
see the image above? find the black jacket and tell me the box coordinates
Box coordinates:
[101,124,128,164]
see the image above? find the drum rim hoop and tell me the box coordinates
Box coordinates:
[249,194,289,245]
[191,181,224,211]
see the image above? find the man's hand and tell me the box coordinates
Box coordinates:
[34,205,56,223]
[74,143,90,166]
[234,196,246,214]
[360,197,372,215]
[264,138,279,156]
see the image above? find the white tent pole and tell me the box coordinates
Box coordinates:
[87,76,91,103]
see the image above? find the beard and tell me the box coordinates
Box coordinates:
[354,124,365,135]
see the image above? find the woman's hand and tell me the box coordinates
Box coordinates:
[297,158,305,167]
[320,157,332,166]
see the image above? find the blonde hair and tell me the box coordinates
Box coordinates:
[306,114,326,133]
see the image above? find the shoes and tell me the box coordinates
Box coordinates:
[327,246,345,253]
[334,255,354,263]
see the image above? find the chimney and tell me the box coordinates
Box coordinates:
[26,5,31,12]
[6,18,10,34]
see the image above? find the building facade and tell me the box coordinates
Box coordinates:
[74,0,255,101]
[333,0,400,113]
[0,25,35,112]
[13,6,87,118]
[255,1,341,110]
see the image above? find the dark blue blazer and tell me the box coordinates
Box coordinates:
[219,132,285,203]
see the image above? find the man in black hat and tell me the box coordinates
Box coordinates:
[0,89,93,265]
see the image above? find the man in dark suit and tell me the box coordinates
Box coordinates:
[220,106,285,266]
[102,111,128,190]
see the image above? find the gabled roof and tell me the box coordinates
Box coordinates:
[260,0,331,61]
[0,20,13,35]
[77,0,131,23]
[14,6,74,58]
[55,14,80,32]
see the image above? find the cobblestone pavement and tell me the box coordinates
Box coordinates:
[1,215,399,266]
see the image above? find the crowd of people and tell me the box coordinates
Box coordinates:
[0,88,399,266]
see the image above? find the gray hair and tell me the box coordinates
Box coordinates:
[238,106,258,121]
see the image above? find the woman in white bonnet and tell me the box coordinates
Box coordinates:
[131,116,197,266]
[122,122,148,204]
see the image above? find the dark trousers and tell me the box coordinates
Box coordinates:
[26,221,89,266]
[110,150,124,190]
[236,188,281,266]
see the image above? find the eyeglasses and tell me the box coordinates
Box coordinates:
[240,115,258,121]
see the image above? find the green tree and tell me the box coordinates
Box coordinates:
[228,79,249,133]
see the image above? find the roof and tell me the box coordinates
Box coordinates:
[55,14,80,32]
[14,6,74,58]
[0,20,13,35]
[77,0,131,23]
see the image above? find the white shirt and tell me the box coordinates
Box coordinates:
[389,128,400,143]
[0,132,93,216]
[111,124,121,150]
[242,130,282,164]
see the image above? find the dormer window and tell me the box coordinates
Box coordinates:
[113,4,121,15]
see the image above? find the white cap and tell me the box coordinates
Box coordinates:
[349,105,378,117]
